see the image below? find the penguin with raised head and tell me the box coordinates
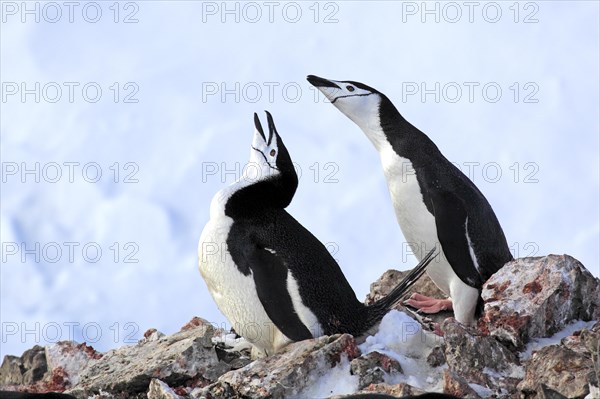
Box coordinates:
[307,75,513,326]
[198,111,436,355]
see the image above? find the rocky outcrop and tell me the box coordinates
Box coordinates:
[350,351,403,390]
[201,334,359,399]
[0,346,48,386]
[517,321,600,398]
[68,319,227,398]
[443,320,523,396]
[1,255,598,399]
[480,255,600,350]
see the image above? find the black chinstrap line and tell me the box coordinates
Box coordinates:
[331,93,372,104]
[251,146,280,171]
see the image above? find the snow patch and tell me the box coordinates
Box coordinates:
[469,383,494,398]
[585,384,599,399]
[294,355,358,399]
[359,310,445,391]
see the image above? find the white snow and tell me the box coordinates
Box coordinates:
[585,384,600,399]
[294,355,359,399]
[359,310,445,392]
[295,311,446,396]
[469,383,494,398]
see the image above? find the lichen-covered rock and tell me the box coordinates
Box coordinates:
[426,345,446,368]
[517,344,598,399]
[442,369,481,399]
[351,382,425,397]
[3,255,599,399]
[45,342,102,387]
[0,355,27,386]
[147,379,185,399]
[443,320,522,396]
[202,334,360,399]
[349,351,402,389]
[538,384,569,399]
[480,255,600,349]
[0,346,48,386]
[67,318,226,398]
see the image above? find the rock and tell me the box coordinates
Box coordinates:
[45,342,102,387]
[0,355,26,386]
[352,382,425,397]
[203,334,360,399]
[3,255,599,399]
[517,343,596,398]
[67,318,226,398]
[349,351,402,389]
[0,345,48,386]
[0,345,73,394]
[426,345,446,368]
[480,255,600,349]
[22,346,49,385]
[213,345,251,370]
[443,320,521,394]
[147,379,184,399]
[539,384,569,399]
[141,329,166,343]
[443,369,481,399]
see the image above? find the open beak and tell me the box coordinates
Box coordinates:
[265,110,277,146]
[254,111,276,145]
[254,112,266,142]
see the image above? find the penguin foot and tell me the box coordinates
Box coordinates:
[404,293,453,314]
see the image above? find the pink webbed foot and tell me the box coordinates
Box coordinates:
[404,292,453,314]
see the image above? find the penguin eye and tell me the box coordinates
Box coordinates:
[346,85,355,92]
[270,149,276,157]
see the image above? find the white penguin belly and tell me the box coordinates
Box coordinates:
[380,149,455,296]
[198,216,291,354]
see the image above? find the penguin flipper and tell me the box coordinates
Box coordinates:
[247,245,314,342]
[430,190,483,289]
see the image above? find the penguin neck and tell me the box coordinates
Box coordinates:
[218,170,298,219]
[351,96,403,152]
[359,96,438,162]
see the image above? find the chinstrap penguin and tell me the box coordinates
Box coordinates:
[307,75,513,326]
[198,111,437,355]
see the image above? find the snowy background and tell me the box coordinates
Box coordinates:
[1,1,598,359]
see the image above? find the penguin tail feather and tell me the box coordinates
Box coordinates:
[365,247,437,330]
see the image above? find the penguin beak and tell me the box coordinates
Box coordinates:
[250,112,279,174]
[254,112,267,143]
[307,75,342,103]
[265,110,276,146]
[307,75,341,89]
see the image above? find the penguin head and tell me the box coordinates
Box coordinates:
[244,111,298,208]
[307,75,383,128]
[248,111,295,179]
